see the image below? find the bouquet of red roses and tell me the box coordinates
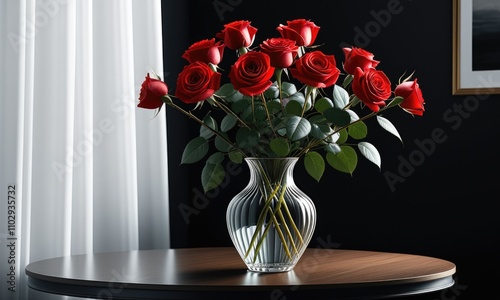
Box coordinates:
[138,19,425,192]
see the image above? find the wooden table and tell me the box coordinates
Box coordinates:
[25,247,456,300]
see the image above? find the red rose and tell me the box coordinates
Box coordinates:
[175,62,222,104]
[138,73,168,109]
[352,67,392,112]
[229,52,275,96]
[289,51,340,88]
[216,20,257,50]
[182,38,225,65]
[260,38,298,68]
[342,47,380,75]
[276,19,320,47]
[395,79,425,116]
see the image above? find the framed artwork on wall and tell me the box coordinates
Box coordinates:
[453,0,500,95]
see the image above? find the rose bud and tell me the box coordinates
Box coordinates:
[260,38,298,68]
[277,19,320,47]
[342,47,380,75]
[182,38,225,65]
[395,79,425,116]
[138,73,168,109]
[216,20,257,50]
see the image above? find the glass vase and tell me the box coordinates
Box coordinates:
[226,157,316,272]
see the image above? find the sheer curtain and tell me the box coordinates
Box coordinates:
[0,0,169,299]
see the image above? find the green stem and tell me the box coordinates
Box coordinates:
[166,101,248,158]
[282,200,304,245]
[251,96,255,122]
[252,209,291,263]
[260,93,277,138]
[211,96,250,129]
[275,68,284,113]
[277,206,298,255]
[244,184,281,259]
[301,86,315,118]
[252,184,292,263]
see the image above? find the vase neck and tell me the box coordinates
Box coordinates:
[245,158,297,186]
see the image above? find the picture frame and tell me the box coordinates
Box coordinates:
[452,0,500,95]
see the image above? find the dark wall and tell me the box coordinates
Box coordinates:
[163,1,500,299]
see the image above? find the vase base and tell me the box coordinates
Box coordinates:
[246,263,295,273]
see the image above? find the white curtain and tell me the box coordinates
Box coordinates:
[0,0,170,299]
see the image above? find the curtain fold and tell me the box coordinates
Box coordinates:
[0,1,169,299]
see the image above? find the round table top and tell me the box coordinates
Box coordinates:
[25,247,456,300]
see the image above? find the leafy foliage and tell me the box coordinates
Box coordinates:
[178,81,406,191]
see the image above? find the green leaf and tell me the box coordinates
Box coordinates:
[240,104,266,122]
[285,92,309,111]
[270,137,290,157]
[304,151,325,182]
[342,74,353,88]
[332,85,349,109]
[215,83,235,97]
[290,141,301,153]
[376,115,402,143]
[387,96,404,109]
[325,131,340,143]
[207,152,224,164]
[286,92,306,104]
[264,83,279,99]
[286,116,311,141]
[236,127,260,148]
[326,146,358,175]
[200,115,217,139]
[310,123,333,140]
[215,83,243,102]
[308,114,328,125]
[323,107,351,127]
[277,128,287,136]
[253,105,267,122]
[231,99,250,113]
[285,100,303,116]
[324,143,341,154]
[181,137,209,164]
[221,114,238,132]
[350,95,361,107]
[228,150,243,163]
[315,97,333,113]
[201,162,225,192]
[215,133,233,152]
[281,81,297,96]
[266,99,282,114]
[240,105,253,121]
[358,141,381,169]
[346,109,359,122]
[347,121,367,140]
[337,128,348,144]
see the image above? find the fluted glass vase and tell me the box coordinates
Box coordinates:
[226,157,316,272]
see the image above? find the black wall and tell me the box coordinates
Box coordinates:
[163,1,500,299]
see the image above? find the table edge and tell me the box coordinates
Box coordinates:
[25,247,457,299]
[27,275,455,300]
